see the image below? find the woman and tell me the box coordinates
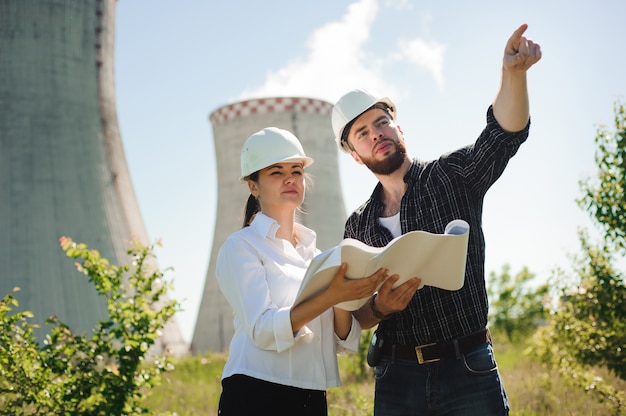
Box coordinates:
[216,127,389,415]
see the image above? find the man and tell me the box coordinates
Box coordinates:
[331,24,541,415]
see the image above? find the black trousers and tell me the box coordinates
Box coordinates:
[218,374,327,416]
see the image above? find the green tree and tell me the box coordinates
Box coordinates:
[529,99,626,413]
[580,101,626,250]
[0,237,179,415]
[487,265,549,343]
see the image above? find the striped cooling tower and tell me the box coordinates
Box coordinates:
[191,97,347,353]
[0,0,187,356]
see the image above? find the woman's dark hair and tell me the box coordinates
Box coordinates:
[242,171,260,228]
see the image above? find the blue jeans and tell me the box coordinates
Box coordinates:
[373,342,509,415]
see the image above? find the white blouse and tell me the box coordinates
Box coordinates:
[215,213,361,390]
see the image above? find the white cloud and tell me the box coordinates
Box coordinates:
[238,0,397,103]
[383,0,413,11]
[238,0,445,103]
[396,36,446,88]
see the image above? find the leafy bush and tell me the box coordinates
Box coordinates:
[0,237,179,415]
[528,99,626,413]
[487,265,549,342]
[529,236,626,412]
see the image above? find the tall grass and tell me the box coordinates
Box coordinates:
[495,341,625,415]
[143,340,625,415]
[144,353,227,415]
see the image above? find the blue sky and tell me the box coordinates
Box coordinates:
[114,0,626,343]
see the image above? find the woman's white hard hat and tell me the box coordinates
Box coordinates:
[331,88,396,153]
[240,127,314,182]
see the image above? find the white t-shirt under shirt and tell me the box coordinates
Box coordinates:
[216,212,361,390]
[379,212,401,238]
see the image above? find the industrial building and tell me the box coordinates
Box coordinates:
[0,0,187,356]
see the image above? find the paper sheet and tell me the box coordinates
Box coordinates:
[294,219,470,311]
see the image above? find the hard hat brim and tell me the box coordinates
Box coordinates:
[239,156,314,182]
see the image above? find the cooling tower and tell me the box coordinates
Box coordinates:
[0,0,187,356]
[191,97,347,353]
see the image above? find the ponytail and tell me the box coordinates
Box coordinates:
[242,194,260,228]
[242,171,260,228]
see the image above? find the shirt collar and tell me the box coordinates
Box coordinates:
[404,158,422,185]
[249,212,281,239]
[249,212,317,250]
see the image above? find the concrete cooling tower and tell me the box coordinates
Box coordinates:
[0,0,187,356]
[192,97,347,353]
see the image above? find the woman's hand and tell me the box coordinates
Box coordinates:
[325,263,389,304]
[291,263,388,334]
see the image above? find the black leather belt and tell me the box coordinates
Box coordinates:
[381,328,490,364]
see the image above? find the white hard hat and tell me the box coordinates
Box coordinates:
[331,88,396,153]
[240,127,314,182]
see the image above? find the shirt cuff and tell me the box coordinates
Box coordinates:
[274,306,310,352]
[335,315,362,353]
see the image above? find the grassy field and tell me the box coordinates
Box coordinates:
[144,340,625,415]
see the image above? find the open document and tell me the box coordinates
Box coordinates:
[294,219,470,311]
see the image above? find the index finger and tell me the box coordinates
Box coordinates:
[506,23,528,52]
[511,23,528,41]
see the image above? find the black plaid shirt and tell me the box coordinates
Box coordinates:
[344,106,530,346]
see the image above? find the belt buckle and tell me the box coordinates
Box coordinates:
[415,342,439,364]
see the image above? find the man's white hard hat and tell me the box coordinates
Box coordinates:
[240,127,314,182]
[331,88,396,153]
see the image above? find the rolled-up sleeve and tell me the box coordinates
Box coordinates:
[274,305,303,352]
[335,315,362,354]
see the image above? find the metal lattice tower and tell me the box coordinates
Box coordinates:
[0,0,187,356]
[191,97,347,353]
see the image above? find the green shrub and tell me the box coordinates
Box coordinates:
[528,99,626,414]
[0,237,179,415]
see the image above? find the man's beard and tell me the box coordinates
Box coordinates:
[360,139,407,175]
